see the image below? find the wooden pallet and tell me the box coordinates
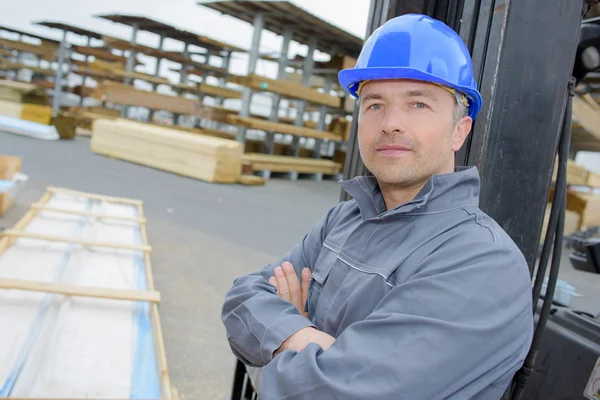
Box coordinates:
[242,153,342,175]
[0,187,175,399]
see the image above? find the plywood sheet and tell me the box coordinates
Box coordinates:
[91,119,243,183]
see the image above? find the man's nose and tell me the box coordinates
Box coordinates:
[380,108,406,134]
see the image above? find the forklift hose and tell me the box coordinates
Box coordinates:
[508,77,575,400]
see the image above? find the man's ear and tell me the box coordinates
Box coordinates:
[452,117,473,152]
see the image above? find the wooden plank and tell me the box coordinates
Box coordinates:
[0,59,54,77]
[0,155,22,216]
[230,73,341,107]
[0,278,160,303]
[228,115,342,141]
[71,45,127,64]
[136,204,173,399]
[242,153,342,174]
[238,174,266,185]
[91,119,243,184]
[91,82,240,116]
[0,48,14,57]
[31,204,147,223]
[1,230,152,252]
[48,186,143,205]
[573,94,600,139]
[198,83,241,99]
[0,38,56,60]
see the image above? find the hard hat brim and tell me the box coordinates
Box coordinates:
[338,67,482,119]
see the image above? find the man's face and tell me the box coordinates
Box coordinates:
[357,79,472,188]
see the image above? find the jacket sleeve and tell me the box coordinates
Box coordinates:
[257,237,534,400]
[221,203,344,367]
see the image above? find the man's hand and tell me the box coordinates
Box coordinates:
[273,327,336,358]
[268,261,311,318]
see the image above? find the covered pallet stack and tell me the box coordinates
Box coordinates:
[91,118,243,184]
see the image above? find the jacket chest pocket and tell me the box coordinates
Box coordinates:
[307,242,338,325]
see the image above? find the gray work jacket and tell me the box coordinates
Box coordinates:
[222,166,534,399]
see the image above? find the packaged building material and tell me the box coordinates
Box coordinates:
[91,118,243,183]
[0,187,175,398]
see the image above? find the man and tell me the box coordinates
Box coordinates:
[222,13,534,399]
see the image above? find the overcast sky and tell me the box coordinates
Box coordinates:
[2,0,370,72]
[2,0,370,111]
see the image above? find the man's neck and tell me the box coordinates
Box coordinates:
[379,180,429,211]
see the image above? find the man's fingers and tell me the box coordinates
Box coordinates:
[268,276,278,293]
[282,262,303,312]
[274,266,290,302]
[301,268,311,308]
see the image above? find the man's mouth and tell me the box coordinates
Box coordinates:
[375,144,413,156]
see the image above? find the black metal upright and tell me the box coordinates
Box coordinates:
[342,0,585,270]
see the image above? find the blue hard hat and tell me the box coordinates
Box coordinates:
[339,14,482,119]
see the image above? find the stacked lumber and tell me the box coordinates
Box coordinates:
[91,82,241,117]
[91,82,205,116]
[227,115,342,141]
[0,38,57,61]
[242,153,342,175]
[0,79,49,105]
[0,155,22,216]
[0,99,52,125]
[230,73,341,108]
[91,119,243,183]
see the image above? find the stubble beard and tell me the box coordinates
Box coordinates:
[362,132,454,189]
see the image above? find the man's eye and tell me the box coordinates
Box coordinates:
[368,103,383,110]
[412,102,428,109]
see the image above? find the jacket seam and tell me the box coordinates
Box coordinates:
[338,255,394,287]
[461,206,499,242]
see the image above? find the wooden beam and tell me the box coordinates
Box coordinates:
[136,203,173,398]
[0,38,57,60]
[227,115,343,141]
[92,82,240,115]
[197,83,241,99]
[92,82,205,116]
[229,73,341,108]
[0,59,54,76]
[0,278,160,303]
[1,230,152,252]
[31,204,147,223]
[242,153,342,174]
[48,186,143,205]
[71,45,127,64]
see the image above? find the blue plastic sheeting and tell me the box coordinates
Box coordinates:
[0,115,59,140]
[0,179,15,194]
[0,198,92,396]
[130,222,160,399]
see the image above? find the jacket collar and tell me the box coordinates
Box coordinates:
[340,166,481,220]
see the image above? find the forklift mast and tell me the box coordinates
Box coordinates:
[343,0,584,269]
[341,1,596,399]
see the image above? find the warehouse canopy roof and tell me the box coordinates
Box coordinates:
[0,25,59,44]
[197,0,363,57]
[35,22,105,40]
[96,14,246,53]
